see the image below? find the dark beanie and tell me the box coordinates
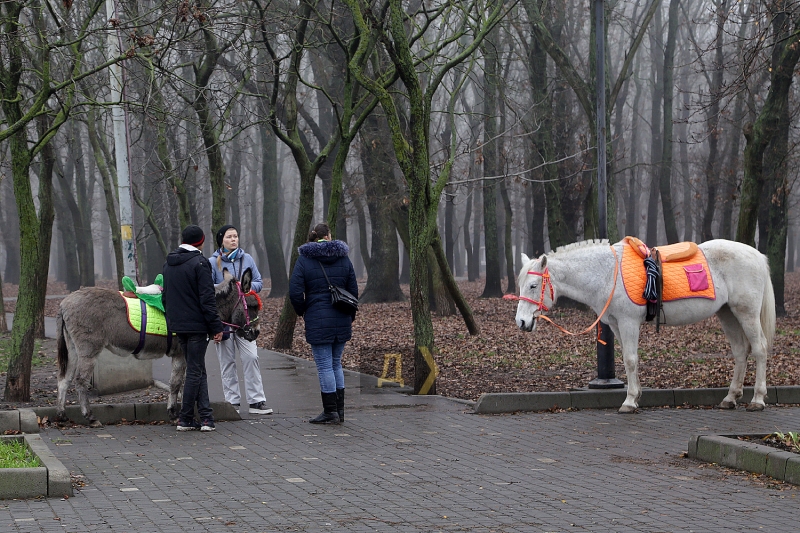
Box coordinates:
[216,224,237,249]
[181,225,205,247]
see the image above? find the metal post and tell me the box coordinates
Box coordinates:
[106,0,138,281]
[588,0,623,389]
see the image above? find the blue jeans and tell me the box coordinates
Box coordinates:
[311,342,346,393]
[178,333,213,423]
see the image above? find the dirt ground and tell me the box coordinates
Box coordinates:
[2,272,799,408]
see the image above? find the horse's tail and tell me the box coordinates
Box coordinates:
[56,309,69,379]
[760,256,776,353]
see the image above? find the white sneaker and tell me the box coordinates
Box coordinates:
[249,401,273,415]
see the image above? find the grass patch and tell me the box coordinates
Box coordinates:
[0,440,41,468]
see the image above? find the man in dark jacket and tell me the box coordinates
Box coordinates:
[163,225,223,432]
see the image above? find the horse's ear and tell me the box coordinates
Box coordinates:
[540,254,547,268]
[521,253,530,266]
[240,268,253,293]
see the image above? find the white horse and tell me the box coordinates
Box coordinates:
[514,239,775,413]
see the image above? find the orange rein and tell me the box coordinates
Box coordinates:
[507,245,619,339]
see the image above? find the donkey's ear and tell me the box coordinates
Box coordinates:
[240,268,253,293]
[539,255,547,268]
[222,268,233,281]
[520,253,530,266]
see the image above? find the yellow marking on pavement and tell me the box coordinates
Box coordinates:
[377,353,404,387]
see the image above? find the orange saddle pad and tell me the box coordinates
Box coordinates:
[620,239,716,306]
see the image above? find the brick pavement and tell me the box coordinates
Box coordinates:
[1,347,798,532]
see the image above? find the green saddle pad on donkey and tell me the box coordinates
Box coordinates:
[121,275,169,336]
[122,274,165,312]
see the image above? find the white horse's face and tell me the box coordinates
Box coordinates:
[515,253,553,332]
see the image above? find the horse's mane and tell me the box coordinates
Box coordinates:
[552,239,610,255]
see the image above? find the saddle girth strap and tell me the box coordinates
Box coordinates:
[132,299,147,355]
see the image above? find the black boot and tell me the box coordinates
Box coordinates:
[309,392,340,424]
[335,388,345,423]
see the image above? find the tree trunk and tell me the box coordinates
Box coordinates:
[646,5,665,245]
[271,160,315,349]
[70,122,95,287]
[736,12,800,247]
[719,10,752,240]
[481,28,503,298]
[625,68,643,238]
[360,112,404,303]
[701,0,727,242]
[528,29,567,250]
[499,179,515,293]
[260,125,290,298]
[658,0,680,244]
[764,110,790,316]
[87,108,124,290]
[463,180,477,281]
[0,194,20,284]
[53,180,81,291]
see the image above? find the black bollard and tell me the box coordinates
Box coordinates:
[587,321,624,389]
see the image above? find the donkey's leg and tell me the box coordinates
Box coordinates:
[72,354,103,428]
[56,332,80,422]
[615,320,642,414]
[716,306,748,409]
[167,353,187,423]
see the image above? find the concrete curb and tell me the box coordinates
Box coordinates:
[0,434,72,498]
[30,401,241,427]
[474,386,800,414]
[0,408,40,434]
[688,434,800,485]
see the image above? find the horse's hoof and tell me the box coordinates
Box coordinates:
[88,420,104,428]
[618,405,638,414]
[746,403,765,412]
[718,400,737,409]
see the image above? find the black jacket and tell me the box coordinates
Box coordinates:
[289,239,357,345]
[162,246,223,335]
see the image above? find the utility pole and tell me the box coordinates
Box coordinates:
[589,0,623,390]
[106,0,138,281]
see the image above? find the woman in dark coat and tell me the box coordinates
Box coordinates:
[289,223,358,424]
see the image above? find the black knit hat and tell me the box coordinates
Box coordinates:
[216,224,237,249]
[181,225,205,247]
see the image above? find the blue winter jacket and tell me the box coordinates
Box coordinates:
[289,239,358,345]
[209,249,263,293]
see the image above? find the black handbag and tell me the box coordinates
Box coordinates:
[317,261,358,314]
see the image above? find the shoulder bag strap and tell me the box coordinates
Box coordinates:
[317,260,333,287]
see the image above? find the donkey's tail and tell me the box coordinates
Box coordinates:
[57,309,69,379]
[761,256,776,353]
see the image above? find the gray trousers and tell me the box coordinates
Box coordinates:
[215,334,266,405]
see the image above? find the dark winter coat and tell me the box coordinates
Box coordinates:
[162,246,224,335]
[289,239,358,345]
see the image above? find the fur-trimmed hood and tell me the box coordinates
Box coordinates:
[298,240,350,261]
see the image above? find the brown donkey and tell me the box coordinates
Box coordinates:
[55,269,260,427]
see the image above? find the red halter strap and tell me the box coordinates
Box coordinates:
[518,268,553,312]
[221,282,259,331]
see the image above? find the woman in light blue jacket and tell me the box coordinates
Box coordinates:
[209,224,271,415]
